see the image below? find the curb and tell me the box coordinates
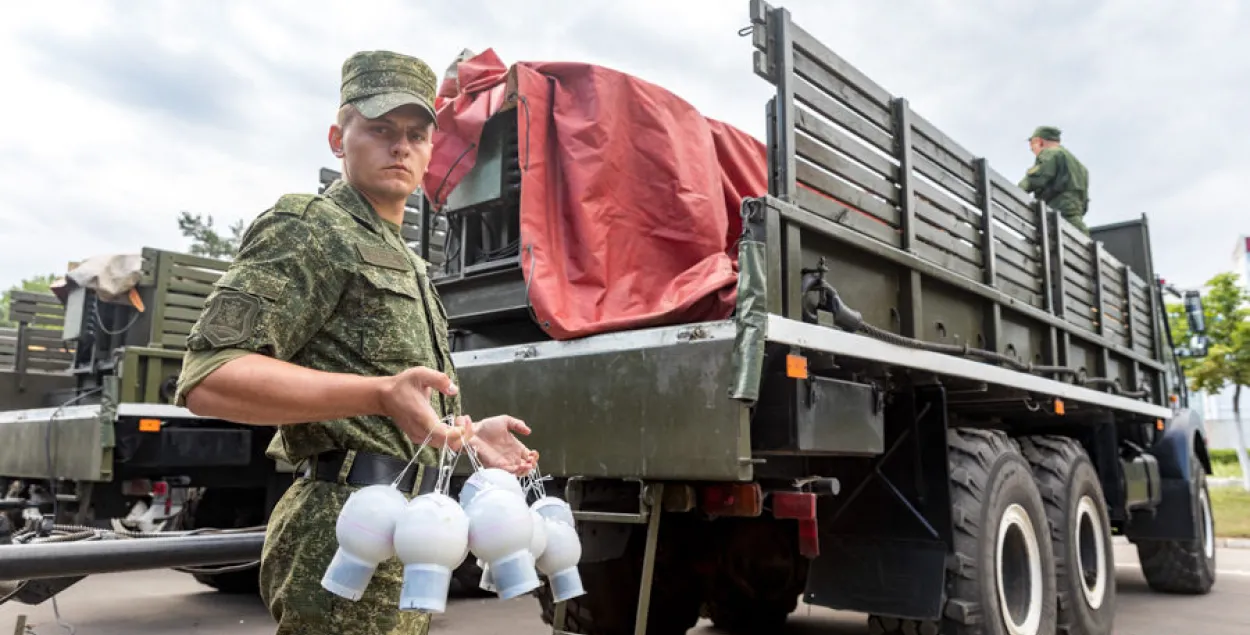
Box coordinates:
[1209,477,1248,489]
[1113,536,1250,549]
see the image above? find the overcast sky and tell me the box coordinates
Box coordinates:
[1,0,1246,295]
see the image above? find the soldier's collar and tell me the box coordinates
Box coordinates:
[324,179,386,235]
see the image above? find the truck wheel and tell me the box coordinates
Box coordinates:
[868,429,1056,635]
[178,488,264,595]
[537,512,705,635]
[451,558,491,597]
[1135,445,1217,595]
[1018,435,1115,635]
[701,517,809,633]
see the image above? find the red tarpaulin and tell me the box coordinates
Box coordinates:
[425,49,768,341]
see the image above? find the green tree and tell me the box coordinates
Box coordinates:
[178,211,243,259]
[0,273,59,329]
[1171,272,1250,489]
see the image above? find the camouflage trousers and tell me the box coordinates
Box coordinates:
[259,477,432,635]
[1049,200,1089,236]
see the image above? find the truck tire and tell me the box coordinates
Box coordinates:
[701,517,809,633]
[1135,444,1217,595]
[871,428,1056,635]
[537,512,704,635]
[1018,435,1115,635]
[451,558,491,597]
[178,488,264,595]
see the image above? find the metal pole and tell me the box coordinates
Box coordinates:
[0,532,265,582]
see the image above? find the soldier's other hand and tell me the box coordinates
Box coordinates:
[377,367,467,450]
[467,415,539,477]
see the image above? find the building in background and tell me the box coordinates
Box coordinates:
[1193,235,1249,451]
[1234,235,1250,291]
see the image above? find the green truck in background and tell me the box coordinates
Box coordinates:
[0,3,1223,635]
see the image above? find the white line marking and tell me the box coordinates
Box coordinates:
[1116,563,1250,577]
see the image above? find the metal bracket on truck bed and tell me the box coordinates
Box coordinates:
[551,481,665,635]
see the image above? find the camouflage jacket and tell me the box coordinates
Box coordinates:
[1018,145,1089,215]
[174,179,459,467]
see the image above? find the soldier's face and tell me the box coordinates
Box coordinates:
[335,104,434,201]
[1029,137,1043,156]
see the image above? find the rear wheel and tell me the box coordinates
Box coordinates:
[1018,435,1115,635]
[870,428,1057,635]
[537,511,705,635]
[177,488,265,594]
[701,517,809,633]
[1136,444,1217,594]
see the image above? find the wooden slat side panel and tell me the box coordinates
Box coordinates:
[796,158,901,227]
[794,188,902,248]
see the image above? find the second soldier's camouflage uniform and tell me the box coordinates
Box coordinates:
[1018,126,1091,234]
[175,52,456,635]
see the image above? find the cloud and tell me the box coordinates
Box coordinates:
[0,0,1245,303]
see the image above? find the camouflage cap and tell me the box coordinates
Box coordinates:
[1029,125,1062,142]
[340,50,438,123]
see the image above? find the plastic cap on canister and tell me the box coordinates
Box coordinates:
[459,468,525,508]
[322,484,407,600]
[531,496,576,527]
[394,493,471,613]
[478,559,496,593]
[535,517,585,602]
[466,488,540,599]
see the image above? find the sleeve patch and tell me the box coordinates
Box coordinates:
[215,266,288,301]
[200,290,262,348]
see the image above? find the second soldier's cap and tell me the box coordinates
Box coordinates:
[340,50,438,124]
[1029,126,1061,142]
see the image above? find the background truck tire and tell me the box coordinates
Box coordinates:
[871,428,1057,635]
[700,517,809,633]
[1136,445,1217,595]
[177,488,265,595]
[1018,435,1116,635]
[537,511,705,635]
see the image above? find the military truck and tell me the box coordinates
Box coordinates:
[0,2,1219,634]
[419,3,1218,635]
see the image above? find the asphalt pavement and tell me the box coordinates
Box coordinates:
[2,544,1248,634]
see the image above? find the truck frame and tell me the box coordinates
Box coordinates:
[0,4,1217,635]
[427,3,1217,634]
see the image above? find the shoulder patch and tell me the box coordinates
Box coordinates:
[200,290,261,348]
[272,193,321,217]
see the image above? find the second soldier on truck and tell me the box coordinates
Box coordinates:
[1019,125,1091,235]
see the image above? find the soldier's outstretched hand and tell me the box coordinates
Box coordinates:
[467,415,539,477]
[378,366,469,450]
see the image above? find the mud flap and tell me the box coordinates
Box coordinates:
[1125,408,1211,542]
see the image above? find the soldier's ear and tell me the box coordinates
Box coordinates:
[328,124,345,158]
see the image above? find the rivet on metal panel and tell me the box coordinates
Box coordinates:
[677,326,709,341]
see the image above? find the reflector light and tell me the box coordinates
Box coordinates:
[786,354,809,379]
[798,518,819,558]
[772,491,816,520]
[138,418,161,432]
[701,483,763,517]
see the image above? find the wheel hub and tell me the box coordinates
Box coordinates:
[996,503,1044,635]
[1075,495,1108,610]
[1200,487,1214,560]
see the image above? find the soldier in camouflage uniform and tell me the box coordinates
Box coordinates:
[1018,125,1091,235]
[175,50,538,635]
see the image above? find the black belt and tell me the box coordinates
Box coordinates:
[303,450,436,495]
